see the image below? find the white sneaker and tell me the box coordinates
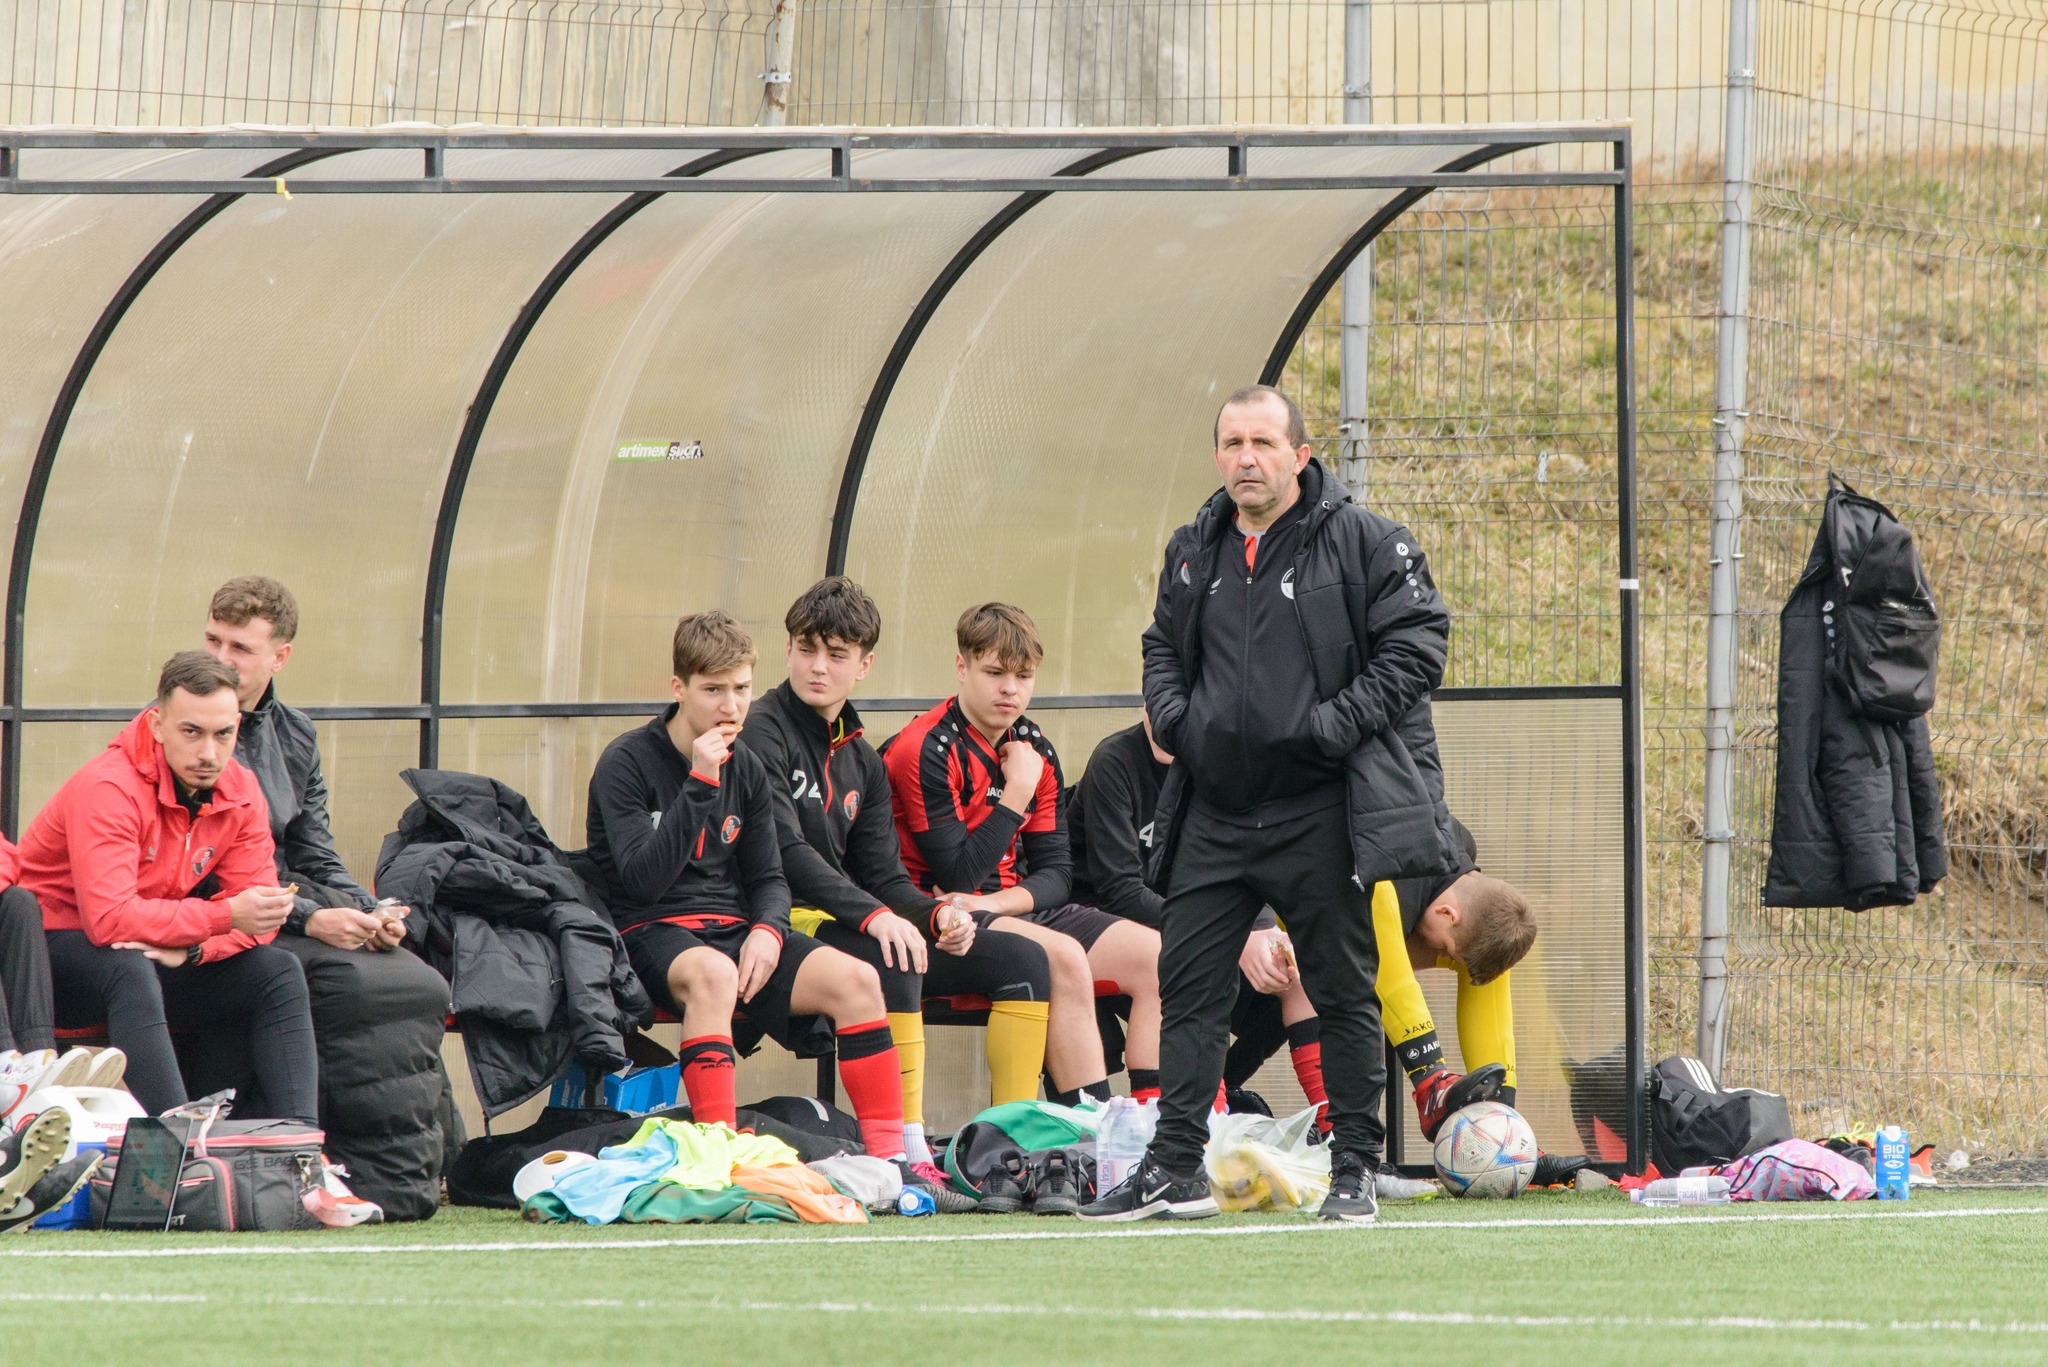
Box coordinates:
[0,1109,70,1216]
[1375,1164,1442,1201]
[82,1048,127,1091]
[0,1050,57,1132]
[303,1159,384,1228]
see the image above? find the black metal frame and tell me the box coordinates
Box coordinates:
[0,122,1645,1170]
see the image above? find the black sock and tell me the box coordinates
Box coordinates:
[1395,1028,1444,1083]
[1283,1018,1321,1051]
[1049,1079,1114,1107]
[1127,1067,1159,1096]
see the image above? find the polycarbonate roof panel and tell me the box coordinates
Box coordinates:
[441,147,1076,716]
[843,140,1482,696]
[21,146,688,706]
[0,148,281,663]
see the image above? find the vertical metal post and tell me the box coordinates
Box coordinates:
[1337,0,1372,491]
[1698,0,1759,1082]
[759,0,798,127]
[1614,134,1648,1176]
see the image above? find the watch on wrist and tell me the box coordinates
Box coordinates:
[184,944,204,968]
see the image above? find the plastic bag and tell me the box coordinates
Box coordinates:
[1203,1105,1331,1212]
[1722,1138,1875,1201]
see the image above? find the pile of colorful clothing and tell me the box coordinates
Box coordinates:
[520,1119,868,1225]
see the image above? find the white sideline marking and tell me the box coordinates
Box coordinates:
[2,1203,2044,1260]
[4,1290,2048,1337]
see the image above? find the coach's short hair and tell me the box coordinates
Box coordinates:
[956,602,1042,672]
[785,577,883,653]
[671,611,757,683]
[209,575,299,644]
[1456,875,1538,985]
[1214,383,1309,450]
[157,651,241,709]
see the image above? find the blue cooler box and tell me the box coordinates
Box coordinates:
[547,1062,681,1114]
[33,1140,107,1230]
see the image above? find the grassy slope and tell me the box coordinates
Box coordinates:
[7,1192,2048,1366]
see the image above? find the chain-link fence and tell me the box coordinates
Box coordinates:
[3,0,2043,1161]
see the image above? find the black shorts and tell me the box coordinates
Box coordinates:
[622,920,832,1057]
[818,914,1055,1007]
[1013,902,1120,952]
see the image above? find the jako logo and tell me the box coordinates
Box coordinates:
[720,815,742,844]
[842,790,860,821]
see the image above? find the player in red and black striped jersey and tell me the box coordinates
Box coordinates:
[881,603,1163,1106]
[586,611,919,1179]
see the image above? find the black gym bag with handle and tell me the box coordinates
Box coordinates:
[1649,1055,1793,1173]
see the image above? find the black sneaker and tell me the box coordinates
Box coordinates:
[975,1154,1029,1215]
[1031,1150,1080,1217]
[0,1151,101,1235]
[1076,1154,1217,1222]
[1318,1151,1379,1224]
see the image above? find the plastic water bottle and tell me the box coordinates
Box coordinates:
[1631,1175,1732,1206]
[1874,1125,1911,1200]
[896,1186,936,1217]
[1095,1096,1158,1193]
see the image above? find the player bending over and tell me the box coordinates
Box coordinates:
[587,611,933,1197]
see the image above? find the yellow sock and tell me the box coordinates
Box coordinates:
[985,999,1050,1105]
[1453,965,1517,1091]
[886,1011,927,1127]
[1372,880,1438,1050]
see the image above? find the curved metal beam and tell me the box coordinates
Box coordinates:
[0,148,342,835]
[824,149,1146,577]
[416,149,771,769]
[1259,145,1517,385]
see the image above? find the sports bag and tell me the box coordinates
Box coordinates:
[1648,1056,1791,1174]
[92,1117,327,1232]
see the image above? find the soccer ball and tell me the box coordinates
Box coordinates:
[1432,1100,1539,1198]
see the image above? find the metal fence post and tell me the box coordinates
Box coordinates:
[760,0,798,127]
[1337,0,1371,491]
[1698,0,1759,1081]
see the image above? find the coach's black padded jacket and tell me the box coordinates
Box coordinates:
[1141,457,1459,891]
[1763,478,1946,910]
[741,681,942,934]
[376,770,652,1118]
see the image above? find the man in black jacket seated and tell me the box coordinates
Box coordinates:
[202,576,453,1220]
[742,578,1054,1178]
[1081,384,1457,1226]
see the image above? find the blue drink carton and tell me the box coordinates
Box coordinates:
[1874,1125,1911,1200]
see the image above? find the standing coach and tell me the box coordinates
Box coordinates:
[1079,384,1458,1225]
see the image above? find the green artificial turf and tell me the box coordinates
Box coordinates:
[6,1188,2047,1365]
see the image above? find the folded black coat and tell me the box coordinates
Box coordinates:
[376,770,653,1119]
[1763,478,1947,910]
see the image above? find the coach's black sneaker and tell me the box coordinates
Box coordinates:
[1414,1062,1509,1141]
[1031,1150,1080,1217]
[1317,1151,1379,1224]
[1076,1154,1217,1222]
[975,1153,1030,1215]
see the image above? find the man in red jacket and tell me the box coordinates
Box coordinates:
[22,652,315,1121]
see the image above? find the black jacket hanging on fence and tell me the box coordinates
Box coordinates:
[376,770,653,1118]
[1763,477,1946,910]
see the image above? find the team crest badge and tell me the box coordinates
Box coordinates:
[720,815,742,844]
[843,790,861,821]
[191,846,215,877]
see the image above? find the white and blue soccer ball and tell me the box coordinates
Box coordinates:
[1432,1100,1539,1198]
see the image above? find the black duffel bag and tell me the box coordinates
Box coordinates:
[1649,1056,1792,1173]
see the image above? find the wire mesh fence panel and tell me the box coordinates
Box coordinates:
[1721,0,2048,1166]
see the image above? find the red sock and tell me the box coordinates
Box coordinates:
[678,1034,738,1127]
[1290,1042,1333,1134]
[835,1019,906,1159]
[1285,1017,1331,1133]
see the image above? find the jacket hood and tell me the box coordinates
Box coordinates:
[1191,456,1352,546]
[114,708,258,814]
